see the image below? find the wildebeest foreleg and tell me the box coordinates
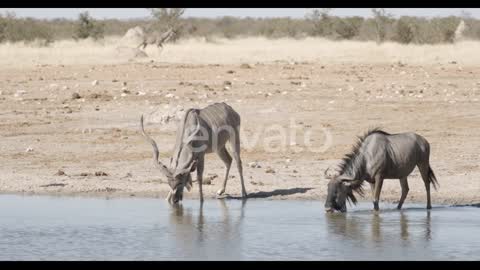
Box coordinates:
[373,175,384,211]
[397,177,409,210]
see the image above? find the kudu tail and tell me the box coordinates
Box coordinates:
[428,165,439,191]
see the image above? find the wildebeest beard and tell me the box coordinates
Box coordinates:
[325,178,364,213]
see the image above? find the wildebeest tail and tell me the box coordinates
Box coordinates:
[428,166,439,190]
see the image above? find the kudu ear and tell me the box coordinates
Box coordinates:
[185,174,193,192]
[157,161,173,178]
[190,160,197,172]
[174,159,197,177]
[182,110,201,145]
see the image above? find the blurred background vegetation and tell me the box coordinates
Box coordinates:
[0,8,478,46]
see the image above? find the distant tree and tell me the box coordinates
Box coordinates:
[305,8,333,37]
[372,8,393,44]
[73,12,104,40]
[394,17,415,44]
[333,16,364,40]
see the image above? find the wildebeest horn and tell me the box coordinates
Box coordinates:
[324,166,334,179]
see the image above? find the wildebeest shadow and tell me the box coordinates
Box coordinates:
[221,187,313,200]
[451,203,480,208]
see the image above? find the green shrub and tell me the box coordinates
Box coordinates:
[394,18,415,44]
[0,12,53,44]
[333,17,364,40]
[2,9,480,45]
[305,8,334,37]
[73,12,104,40]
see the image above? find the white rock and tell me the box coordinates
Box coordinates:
[25,147,34,153]
[248,162,261,168]
[165,93,175,98]
[14,90,27,97]
[91,80,99,86]
[137,91,146,96]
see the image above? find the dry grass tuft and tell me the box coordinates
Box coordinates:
[1,36,480,68]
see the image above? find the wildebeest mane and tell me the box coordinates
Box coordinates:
[338,127,390,198]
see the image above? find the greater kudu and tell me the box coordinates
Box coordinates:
[140,102,248,204]
[137,28,176,50]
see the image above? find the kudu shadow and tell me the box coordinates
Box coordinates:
[168,199,247,259]
[221,187,313,200]
[169,199,247,233]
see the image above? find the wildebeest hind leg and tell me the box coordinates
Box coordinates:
[419,164,432,209]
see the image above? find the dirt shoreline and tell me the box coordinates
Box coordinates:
[0,190,476,206]
[1,39,479,206]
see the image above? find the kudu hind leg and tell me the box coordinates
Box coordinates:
[216,147,232,196]
[231,131,247,198]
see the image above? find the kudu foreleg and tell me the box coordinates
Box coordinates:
[196,156,205,203]
[229,130,247,198]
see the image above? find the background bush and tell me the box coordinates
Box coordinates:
[0,9,478,45]
[73,12,104,40]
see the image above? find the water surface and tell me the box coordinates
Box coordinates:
[0,195,478,260]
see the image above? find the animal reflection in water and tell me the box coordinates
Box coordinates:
[325,210,432,243]
[168,200,246,259]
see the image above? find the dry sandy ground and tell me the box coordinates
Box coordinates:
[0,37,479,206]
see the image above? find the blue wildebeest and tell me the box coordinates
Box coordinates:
[324,128,439,212]
[140,102,248,205]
